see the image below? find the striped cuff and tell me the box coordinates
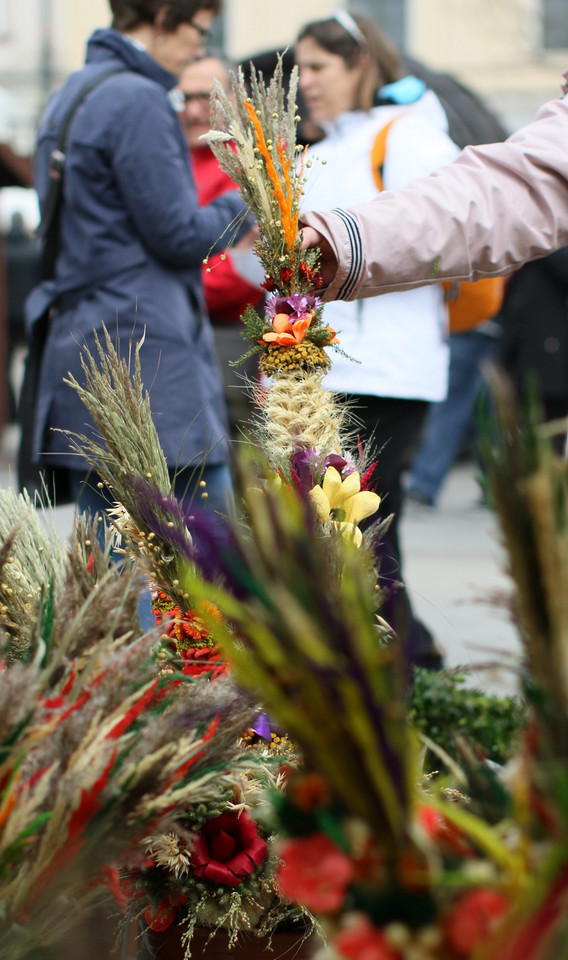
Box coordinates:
[332,208,363,300]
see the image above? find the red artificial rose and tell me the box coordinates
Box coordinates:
[276,833,354,913]
[444,888,509,956]
[190,810,267,886]
[335,917,400,960]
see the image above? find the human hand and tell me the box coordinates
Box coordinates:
[300,227,338,287]
[234,224,260,252]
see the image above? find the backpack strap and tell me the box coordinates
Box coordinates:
[37,66,125,279]
[370,115,403,192]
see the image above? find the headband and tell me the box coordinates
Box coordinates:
[332,10,366,46]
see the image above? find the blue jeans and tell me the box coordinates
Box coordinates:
[69,461,233,526]
[408,329,499,505]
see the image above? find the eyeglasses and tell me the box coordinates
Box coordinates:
[179,91,211,106]
[189,20,211,42]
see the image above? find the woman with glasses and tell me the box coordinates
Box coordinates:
[24,0,250,524]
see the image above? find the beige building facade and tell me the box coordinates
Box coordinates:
[0,0,567,152]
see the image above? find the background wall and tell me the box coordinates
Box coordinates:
[0,0,567,153]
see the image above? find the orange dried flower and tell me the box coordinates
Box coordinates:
[263,312,313,346]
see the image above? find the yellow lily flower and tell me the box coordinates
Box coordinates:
[309,466,380,545]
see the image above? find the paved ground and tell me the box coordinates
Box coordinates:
[401,461,521,695]
[0,424,521,697]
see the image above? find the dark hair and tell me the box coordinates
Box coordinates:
[109,0,221,32]
[297,13,401,112]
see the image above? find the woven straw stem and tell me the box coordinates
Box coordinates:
[256,369,347,465]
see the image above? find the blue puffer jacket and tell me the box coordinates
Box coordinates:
[26,28,250,470]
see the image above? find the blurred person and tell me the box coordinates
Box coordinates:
[5,211,41,420]
[406,318,502,508]
[296,11,459,669]
[398,63,509,509]
[23,0,251,522]
[239,48,325,147]
[498,248,568,456]
[177,55,264,438]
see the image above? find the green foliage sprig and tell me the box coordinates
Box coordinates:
[409,668,525,771]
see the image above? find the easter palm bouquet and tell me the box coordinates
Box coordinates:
[61,329,314,956]
[203,58,383,558]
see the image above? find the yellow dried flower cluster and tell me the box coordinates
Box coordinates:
[259,342,332,376]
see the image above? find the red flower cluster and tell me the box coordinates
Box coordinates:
[335,917,399,960]
[276,833,354,912]
[153,593,228,679]
[179,645,228,680]
[275,812,511,959]
[154,603,212,646]
[444,888,509,957]
[299,259,322,289]
[191,810,267,886]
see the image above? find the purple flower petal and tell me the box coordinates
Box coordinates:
[265,292,321,322]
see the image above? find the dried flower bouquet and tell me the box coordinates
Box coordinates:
[202,57,383,562]
[0,493,256,960]
[61,332,314,956]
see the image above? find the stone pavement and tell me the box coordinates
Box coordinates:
[401,460,521,696]
[0,424,521,697]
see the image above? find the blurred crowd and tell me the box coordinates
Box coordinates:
[2,0,568,672]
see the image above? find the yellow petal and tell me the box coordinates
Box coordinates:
[333,520,363,548]
[322,466,343,507]
[339,471,361,501]
[309,484,331,522]
[344,491,381,525]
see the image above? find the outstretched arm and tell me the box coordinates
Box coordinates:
[300,92,568,302]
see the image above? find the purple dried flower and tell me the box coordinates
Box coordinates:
[291,448,323,489]
[265,292,321,322]
[185,506,250,599]
[251,712,272,741]
[291,450,358,491]
[129,475,195,561]
[323,452,358,478]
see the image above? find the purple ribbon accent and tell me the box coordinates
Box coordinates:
[251,712,272,741]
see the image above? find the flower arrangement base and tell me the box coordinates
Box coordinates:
[147,923,317,960]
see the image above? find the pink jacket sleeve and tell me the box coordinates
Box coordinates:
[300,92,568,302]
